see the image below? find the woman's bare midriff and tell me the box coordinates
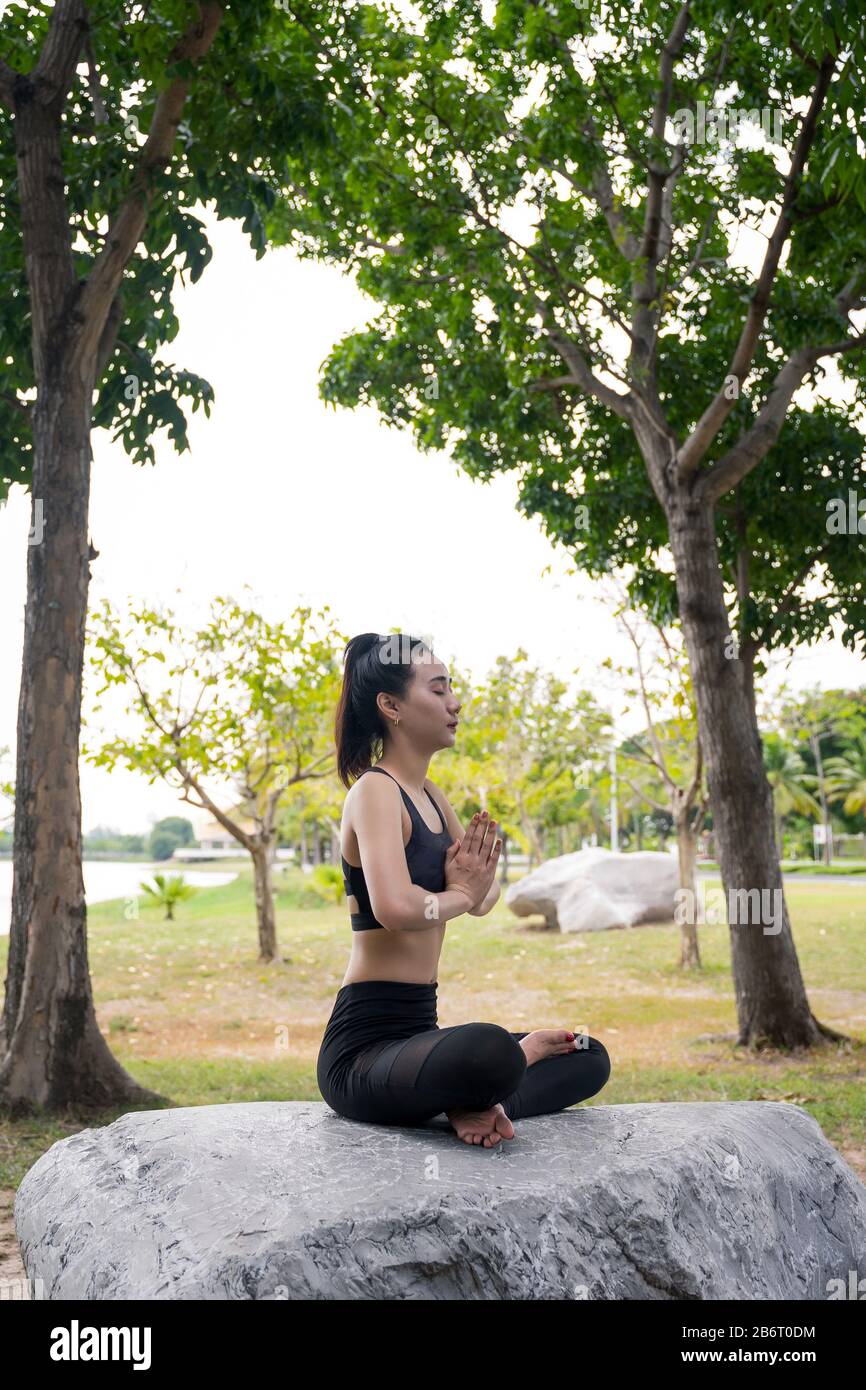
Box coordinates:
[340,799,446,987]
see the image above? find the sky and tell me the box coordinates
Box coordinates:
[1,205,864,836]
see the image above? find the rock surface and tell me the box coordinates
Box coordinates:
[505,847,679,931]
[14,1099,866,1300]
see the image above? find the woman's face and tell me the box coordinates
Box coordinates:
[389,648,461,750]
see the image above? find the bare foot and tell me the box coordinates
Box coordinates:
[520,1028,578,1067]
[445,1101,515,1148]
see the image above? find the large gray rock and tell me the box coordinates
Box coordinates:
[506,847,679,931]
[14,1100,866,1300]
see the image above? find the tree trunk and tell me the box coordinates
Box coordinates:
[674,808,701,969]
[522,818,544,868]
[0,365,164,1111]
[251,843,279,963]
[667,490,832,1048]
[0,105,161,1111]
[0,3,222,1115]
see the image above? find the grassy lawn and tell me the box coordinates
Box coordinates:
[1,864,864,1282]
[779,861,866,875]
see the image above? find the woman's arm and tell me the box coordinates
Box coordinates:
[353,772,474,930]
[426,780,501,916]
[467,878,501,917]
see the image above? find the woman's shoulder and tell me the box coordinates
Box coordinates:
[346,767,402,810]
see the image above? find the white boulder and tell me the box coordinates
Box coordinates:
[505,847,679,932]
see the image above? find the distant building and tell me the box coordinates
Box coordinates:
[172,817,255,861]
[198,818,256,850]
[172,817,294,861]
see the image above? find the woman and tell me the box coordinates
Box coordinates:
[316,631,611,1148]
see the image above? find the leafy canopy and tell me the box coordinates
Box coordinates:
[266,0,866,659]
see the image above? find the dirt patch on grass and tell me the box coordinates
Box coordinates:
[0,1190,28,1296]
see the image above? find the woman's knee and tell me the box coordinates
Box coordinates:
[467,1028,528,1089]
[584,1036,612,1093]
[457,1022,527,1093]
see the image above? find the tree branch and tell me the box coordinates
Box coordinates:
[676,51,836,477]
[698,261,866,505]
[531,317,635,420]
[618,609,677,793]
[697,346,819,502]
[621,774,668,815]
[26,0,87,109]
[628,4,691,400]
[0,57,23,112]
[73,2,225,371]
[174,760,258,854]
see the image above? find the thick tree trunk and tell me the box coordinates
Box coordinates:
[0,371,165,1111]
[0,99,164,1112]
[251,843,279,963]
[667,490,836,1048]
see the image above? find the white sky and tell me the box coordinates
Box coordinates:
[1,204,863,835]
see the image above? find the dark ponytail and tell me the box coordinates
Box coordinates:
[334,631,431,789]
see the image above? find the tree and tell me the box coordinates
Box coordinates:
[84,595,343,961]
[274,0,866,1048]
[779,686,865,860]
[456,649,612,869]
[140,871,197,921]
[0,0,345,1110]
[761,732,821,857]
[824,730,866,820]
[148,815,196,861]
[404,655,522,878]
[597,588,708,967]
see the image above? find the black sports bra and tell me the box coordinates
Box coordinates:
[342,766,453,930]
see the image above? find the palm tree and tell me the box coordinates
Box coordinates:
[824,731,866,819]
[762,735,821,858]
[139,873,198,922]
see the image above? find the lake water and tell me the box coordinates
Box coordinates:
[0,860,238,935]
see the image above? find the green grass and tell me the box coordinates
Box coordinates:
[1,866,864,1199]
[780,860,866,875]
[700,858,866,874]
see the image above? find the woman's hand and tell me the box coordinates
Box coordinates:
[444,812,502,911]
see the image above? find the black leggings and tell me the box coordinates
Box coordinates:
[316,980,611,1126]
